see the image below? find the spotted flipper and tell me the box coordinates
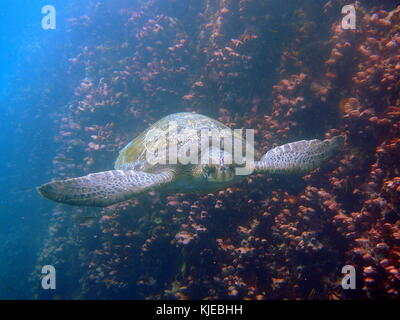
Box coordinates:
[254,135,344,174]
[37,169,176,207]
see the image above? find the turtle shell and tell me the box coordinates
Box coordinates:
[114,112,257,172]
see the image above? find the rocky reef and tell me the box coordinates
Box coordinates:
[33,0,400,299]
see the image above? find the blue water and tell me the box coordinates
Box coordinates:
[1,0,140,300]
[0,0,83,299]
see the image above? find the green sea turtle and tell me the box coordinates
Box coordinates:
[38,112,344,207]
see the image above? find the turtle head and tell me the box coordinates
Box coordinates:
[202,163,236,183]
[201,148,236,183]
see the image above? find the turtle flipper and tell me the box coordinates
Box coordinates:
[254,135,344,174]
[37,169,176,207]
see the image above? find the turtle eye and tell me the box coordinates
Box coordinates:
[205,165,216,175]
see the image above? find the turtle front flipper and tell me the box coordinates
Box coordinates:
[254,135,344,174]
[37,169,176,207]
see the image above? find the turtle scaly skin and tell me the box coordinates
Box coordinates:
[38,169,176,207]
[38,112,344,207]
[254,135,345,174]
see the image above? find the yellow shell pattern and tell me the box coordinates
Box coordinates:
[114,112,256,172]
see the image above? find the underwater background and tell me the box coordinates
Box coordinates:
[0,0,399,300]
